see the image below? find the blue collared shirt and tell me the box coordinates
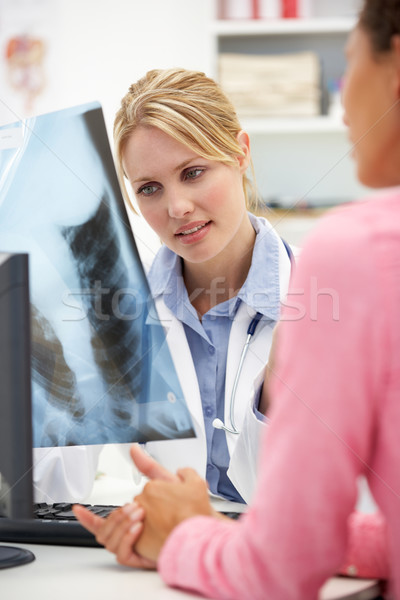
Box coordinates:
[148,213,281,502]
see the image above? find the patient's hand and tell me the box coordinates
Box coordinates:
[134,467,219,562]
[73,501,155,569]
[73,444,178,568]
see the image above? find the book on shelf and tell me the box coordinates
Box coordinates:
[219,51,321,117]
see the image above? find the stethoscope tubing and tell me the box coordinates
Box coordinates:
[212,238,295,435]
[213,312,263,435]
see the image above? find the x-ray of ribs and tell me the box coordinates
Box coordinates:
[61,197,144,427]
[31,304,85,420]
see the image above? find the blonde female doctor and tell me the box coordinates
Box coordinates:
[112,68,293,504]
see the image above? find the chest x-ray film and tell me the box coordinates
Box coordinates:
[0,102,194,447]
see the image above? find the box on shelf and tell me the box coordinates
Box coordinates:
[219,51,321,117]
[217,0,257,19]
[260,0,281,19]
[304,0,361,18]
[281,0,298,18]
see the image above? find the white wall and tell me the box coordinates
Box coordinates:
[55,0,214,133]
[0,0,214,131]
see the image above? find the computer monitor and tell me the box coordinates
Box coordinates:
[0,252,35,567]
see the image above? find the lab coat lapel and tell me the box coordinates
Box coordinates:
[154,298,205,437]
[224,235,293,457]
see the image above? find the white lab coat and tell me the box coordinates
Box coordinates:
[33,445,102,503]
[33,223,293,504]
[145,233,293,501]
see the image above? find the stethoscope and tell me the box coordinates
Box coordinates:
[212,312,263,435]
[212,238,294,435]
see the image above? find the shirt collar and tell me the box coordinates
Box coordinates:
[147,212,281,322]
[236,212,281,321]
[147,243,182,299]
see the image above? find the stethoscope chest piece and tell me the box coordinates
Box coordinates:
[212,312,263,435]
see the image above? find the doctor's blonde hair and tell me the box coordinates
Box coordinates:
[113,68,259,212]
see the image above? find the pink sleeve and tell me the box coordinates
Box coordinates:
[340,512,389,579]
[158,208,388,600]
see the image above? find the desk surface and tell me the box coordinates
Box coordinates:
[12,453,380,600]
[0,541,381,600]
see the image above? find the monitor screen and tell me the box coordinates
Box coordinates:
[0,103,194,448]
[0,253,33,519]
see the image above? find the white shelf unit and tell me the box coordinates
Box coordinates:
[240,115,345,134]
[209,15,369,207]
[211,17,356,36]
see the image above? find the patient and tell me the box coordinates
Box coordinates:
[74,0,400,596]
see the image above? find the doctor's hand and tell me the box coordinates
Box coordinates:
[134,467,220,562]
[73,444,178,568]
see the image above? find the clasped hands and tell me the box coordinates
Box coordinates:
[72,444,218,568]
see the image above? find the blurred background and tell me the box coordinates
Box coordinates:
[0,0,373,255]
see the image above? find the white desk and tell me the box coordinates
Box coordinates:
[9,453,380,600]
[82,474,382,600]
[0,541,382,600]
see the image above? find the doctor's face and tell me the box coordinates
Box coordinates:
[122,126,251,267]
[342,26,400,188]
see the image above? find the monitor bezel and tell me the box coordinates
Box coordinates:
[0,252,34,520]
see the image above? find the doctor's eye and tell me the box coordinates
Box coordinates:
[183,167,205,181]
[137,183,159,197]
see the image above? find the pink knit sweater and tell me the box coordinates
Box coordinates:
[158,192,400,599]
